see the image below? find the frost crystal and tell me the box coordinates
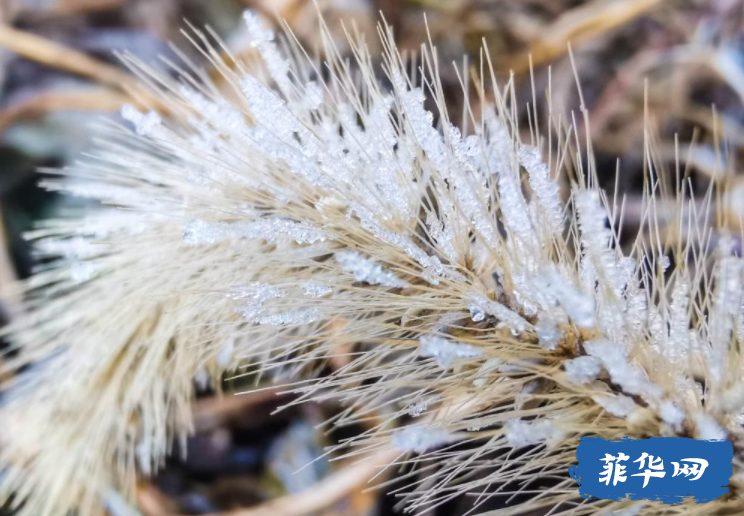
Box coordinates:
[335,251,409,288]
[419,335,483,368]
[584,339,662,402]
[535,317,562,350]
[464,291,532,334]
[121,105,161,136]
[666,279,690,364]
[243,11,291,93]
[406,395,437,417]
[393,426,455,453]
[505,419,564,448]
[564,356,602,384]
[253,309,322,326]
[592,394,637,418]
[695,415,726,441]
[231,283,283,320]
[660,401,685,428]
[575,190,626,297]
[518,145,563,237]
[301,282,332,297]
[183,218,330,246]
[548,273,596,328]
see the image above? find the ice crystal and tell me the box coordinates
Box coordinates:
[564,356,602,385]
[183,218,330,246]
[584,339,662,402]
[518,145,563,237]
[464,291,532,334]
[335,250,409,288]
[406,395,438,417]
[301,282,332,298]
[418,335,483,368]
[592,394,637,418]
[659,401,685,428]
[253,309,322,326]
[121,105,161,137]
[695,415,726,441]
[505,419,564,448]
[393,426,455,453]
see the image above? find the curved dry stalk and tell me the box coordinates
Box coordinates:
[505,0,663,73]
[0,24,165,112]
[0,24,134,88]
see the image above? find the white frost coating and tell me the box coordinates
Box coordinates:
[660,279,690,365]
[393,73,448,173]
[660,401,685,427]
[543,269,595,328]
[464,291,532,334]
[584,339,663,402]
[36,237,99,259]
[121,105,161,137]
[592,394,637,418]
[497,156,536,248]
[695,414,726,441]
[406,395,438,417]
[300,81,323,111]
[70,262,101,283]
[229,283,284,302]
[432,313,464,333]
[301,282,332,297]
[348,204,448,285]
[504,419,564,448]
[564,356,602,384]
[574,190,626,296]
[234,284,322,324]
[243,11,291,94]
[624,286,648,338]
[253,308,322,326]
[426,208,460,263]
[230,283,284,321]
[518,145,563,237]
[393,426,455,453]
[419,335,483,368]
[183,218,331,246]
[535,317,562,350]
[335,251,410,288]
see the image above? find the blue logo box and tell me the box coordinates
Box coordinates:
[568,437,733,504]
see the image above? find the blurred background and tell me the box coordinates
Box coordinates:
[0,0,741,515]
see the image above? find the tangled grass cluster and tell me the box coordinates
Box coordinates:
[0,11,742,516]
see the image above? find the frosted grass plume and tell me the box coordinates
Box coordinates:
[0,10,743,516]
